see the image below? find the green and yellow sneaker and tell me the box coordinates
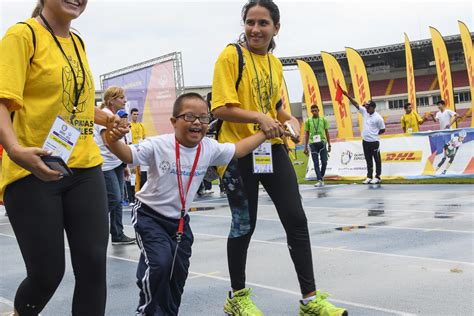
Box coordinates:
[224,288,264,316]
[299,291,348,316]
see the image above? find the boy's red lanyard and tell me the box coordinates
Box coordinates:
[175,138,201,242]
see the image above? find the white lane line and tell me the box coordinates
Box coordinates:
[0,233,453,315]
[106,253,415,315]
[302,205,473,215]
[190,232,474,266]
[189,213,474,234]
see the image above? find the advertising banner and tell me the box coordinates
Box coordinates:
[306,128,474,179]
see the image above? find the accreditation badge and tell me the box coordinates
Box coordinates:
[252,142,273,174]
[407,128,413,134]
[313,135,321,143]
[43,116,81,163]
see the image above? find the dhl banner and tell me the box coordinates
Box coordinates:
[430,27,457,128]
[404,33,417,113]
[321,52,354,138]
[345,47,371,134]
[305,128,474,179]
[296,60,324,119]
[458,21,474,128]
[280,77,296,149]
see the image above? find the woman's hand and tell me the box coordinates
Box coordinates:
[106,115,129,142]
[8,145,62,181]
[257,113,285,139]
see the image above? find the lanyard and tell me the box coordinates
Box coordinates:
[311,117,321,134]
[245,42,273,114]
[175,138,201,241]
[39,13,86,123]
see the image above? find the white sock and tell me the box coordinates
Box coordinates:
[302,295,316,305]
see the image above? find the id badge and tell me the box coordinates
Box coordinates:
[43,116,81,163]
[252,142,273,174]
[407,128,413,134]
[313,135,321,143]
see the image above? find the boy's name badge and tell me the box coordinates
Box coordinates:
[313,135,321,143]
[252,142,273,174]
[407,128,413,134]
[43,116,81,163]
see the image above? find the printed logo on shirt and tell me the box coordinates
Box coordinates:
[159,161,171,173]
[251,69,277,113]
[61,60,92,115]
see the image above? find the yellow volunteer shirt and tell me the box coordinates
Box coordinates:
[401,111,422,132]
[130,121,146,144]
[211,44,283,145]
[0,18,102,196]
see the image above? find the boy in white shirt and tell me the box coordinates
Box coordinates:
[105,92,281,316]
[431,100,459,130]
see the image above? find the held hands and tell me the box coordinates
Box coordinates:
[106,114,129,143]
[258,113,285,139]
[7,145,62,182]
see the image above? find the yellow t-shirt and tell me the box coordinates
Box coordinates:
[130,121,146,144]
[0,18,102,195]
[400,111,422,132]
[211,44,283,145]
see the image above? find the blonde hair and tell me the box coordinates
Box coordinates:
[102,86,124,109]
[31,0,44,17]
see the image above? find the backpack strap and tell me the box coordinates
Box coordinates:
[17,22,36,65]
[228,43,244,91]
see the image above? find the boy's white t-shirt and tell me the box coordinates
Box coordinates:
[130,134,235,219]
[435,109,456,130]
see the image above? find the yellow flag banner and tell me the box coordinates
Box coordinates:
[296,60,324,119]
[404,33,417,112]
[280,77,296,149]
[321,52,353,139]
[345,47,371,133]
[430,27,457,128]
[458,21,474,127]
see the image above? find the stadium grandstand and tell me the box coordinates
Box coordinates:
[279,33,472,139]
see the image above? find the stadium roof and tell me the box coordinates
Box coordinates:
[280,33,473,73]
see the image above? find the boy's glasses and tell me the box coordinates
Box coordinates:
[175,113,211,124]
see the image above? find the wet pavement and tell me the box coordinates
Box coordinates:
[1,184,473,315]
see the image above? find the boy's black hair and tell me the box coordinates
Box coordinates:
[436,100,446,106]
[173,92,207,117]
[403,103,412,110]
[130,108,139,114]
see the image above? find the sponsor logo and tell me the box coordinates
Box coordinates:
[159,161,171,173]
[341,150,353,165]
[382,151,422,162]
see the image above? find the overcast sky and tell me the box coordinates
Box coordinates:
[1,0,472,102]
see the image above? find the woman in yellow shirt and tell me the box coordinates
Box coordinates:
[0,1,123,315]
[211,1,346,315]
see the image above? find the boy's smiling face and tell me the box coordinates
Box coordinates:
[170,98,209,148]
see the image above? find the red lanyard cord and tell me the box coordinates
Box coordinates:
[175,138,201,242]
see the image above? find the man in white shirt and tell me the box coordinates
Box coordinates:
[342,91,386,184]
[430,100,459,130]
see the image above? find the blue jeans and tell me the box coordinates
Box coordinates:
[309,142,328,181]
[103,164,125,240]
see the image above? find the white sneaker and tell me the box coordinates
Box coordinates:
[220,191,226,198]
[370,178,381,184]
[362,178,372,184]
[204,189,214,195]
[314,180,324,187]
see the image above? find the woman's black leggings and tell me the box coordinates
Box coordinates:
[222,144,316,295]
[3,166,109,316]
